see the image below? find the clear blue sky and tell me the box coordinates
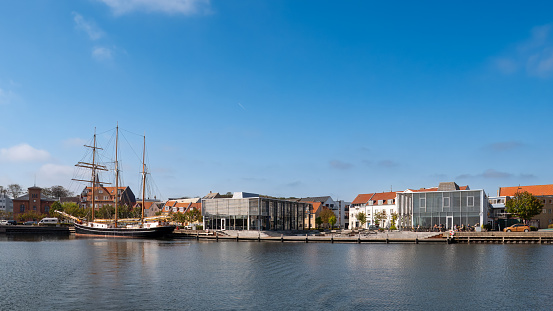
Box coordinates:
[1,0,553,201]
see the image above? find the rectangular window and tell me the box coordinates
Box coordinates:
[467,196,474,207]
[99,190,103,193]
[20,205,25,212]
[443,197,450,208]
[543,209,547,214]
[387,199,394,204]
[95,196,98,200]
[378,200,383,205]
[420,197,426,209]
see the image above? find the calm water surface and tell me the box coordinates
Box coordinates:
[1,236,552,310]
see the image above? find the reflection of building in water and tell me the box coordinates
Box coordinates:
[202,192,311,231]
[396,182,488,230]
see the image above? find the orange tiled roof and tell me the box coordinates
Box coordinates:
[371,191,397,201]
[352,193,374,205]
[499,184,553,197]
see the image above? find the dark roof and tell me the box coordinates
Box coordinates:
[299,196,332,203]
[13,194,56,202]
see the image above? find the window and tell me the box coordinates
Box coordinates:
[467,196,474,207]
[387,199,394,204]
[33,206,37,211]
[443,197,450,208]
[20,204,25,212]
[378,200,383,205]
[99,190,103,193]
[543,209,547,214]
[420,197,426,208]
[45,205,49,213]
[95,196,98,200]
[104,196,108,200]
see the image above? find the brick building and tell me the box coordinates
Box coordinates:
[12,186,56,221]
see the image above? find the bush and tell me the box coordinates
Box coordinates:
[389,225,397,230]
[195,225,203,230]
[378,228,385,232]
[482,224,492,231]
[530,226,538,231]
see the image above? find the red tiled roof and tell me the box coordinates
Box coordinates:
[352,193,374,205]
[499,184,553,197]
[371,191,397,201]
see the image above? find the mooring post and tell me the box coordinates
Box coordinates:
[216,231,218,242]
[281,234,284,242]
[331,233,334,244]
[258,232,261,242]
[358,232,361,244]
[306,234,308,243]
[236,232,239,242]
[415,237,418,244]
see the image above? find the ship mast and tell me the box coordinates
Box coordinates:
[73,128,109,221]
[141,133,146,225]
[114,123,119,227]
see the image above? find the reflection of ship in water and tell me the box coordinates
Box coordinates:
[66,125,175,238]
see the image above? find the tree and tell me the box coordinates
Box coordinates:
[390,212,399,230]
[50,201,62,216]
[329,214,337,229]
[505,191,543,223]
[7,184,24,199]
[43,185,74,198]
[356,212,366,228]
[186,208,202,223]
[315,217,323,229]
[374,211,386,227]
[319,207,335,227]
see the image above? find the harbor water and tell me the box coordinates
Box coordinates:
[1,236,552,310]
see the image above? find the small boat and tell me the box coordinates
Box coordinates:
[70,124,175,238]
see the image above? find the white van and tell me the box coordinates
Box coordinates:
[38,218,59,225]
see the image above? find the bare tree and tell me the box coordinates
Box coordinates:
[43,185,74,198]
[7,184,24,199]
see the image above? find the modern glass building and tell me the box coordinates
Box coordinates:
[396,183,488,229]
[202,192,310,231]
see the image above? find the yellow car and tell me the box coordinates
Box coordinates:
[503,224,530,232]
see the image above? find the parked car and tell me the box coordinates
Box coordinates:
[7,220,17,225]
[0,220,16,226]
[38,218,59,225]
[504,223,530,232]
[23,221,38,226]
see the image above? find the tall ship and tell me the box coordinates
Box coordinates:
[66,125,175,238]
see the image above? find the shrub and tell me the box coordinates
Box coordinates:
[378,228,385,232]
[389,225,397,230]
[530,226,538,231]
[482,224,492,231]
[196,225,203,230]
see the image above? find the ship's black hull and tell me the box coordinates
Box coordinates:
[74,223,175,238]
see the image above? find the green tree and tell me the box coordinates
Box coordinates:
[390,212,398,230]
[374,211,386,227]
[186,208,202,223]
[505,191,543,223]
[50,201,62,216]
[315,216,323,229]
[328,214,337,229]
[356,212,366,228]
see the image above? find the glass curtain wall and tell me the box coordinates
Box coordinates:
[203,198,308,231]
[410,190,483,229]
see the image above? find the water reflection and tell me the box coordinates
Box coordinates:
[1,239,553,310]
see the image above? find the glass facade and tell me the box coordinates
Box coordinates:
[397,190,486,229]
[203,197,309,231]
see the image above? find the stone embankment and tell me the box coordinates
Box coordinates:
[449,231,553,244]
[171,229,446,243]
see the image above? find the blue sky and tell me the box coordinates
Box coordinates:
[1,0,553,201]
